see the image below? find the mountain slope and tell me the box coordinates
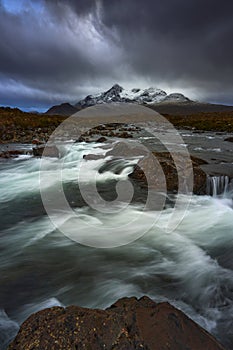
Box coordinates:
[45,103,79,116]
[151,101,233,115]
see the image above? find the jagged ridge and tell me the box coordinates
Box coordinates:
[75,84,190,108]
[44,84,192,116]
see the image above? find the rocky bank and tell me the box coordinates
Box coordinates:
[8,296,225,350]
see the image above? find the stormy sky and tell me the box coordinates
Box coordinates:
[0,0,233,111]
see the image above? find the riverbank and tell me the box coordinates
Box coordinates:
[1,107,233,143]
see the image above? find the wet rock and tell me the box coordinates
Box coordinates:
[96,136,107,143]
[115,131,133,138]
[98,158,131,175]
[0,150,25,158]
[76,135,90,143]
[32,145,60,158]
[106,141,148,158]
[83,154,105,160]
[224,137,233,143]
[32,139,45,145]
[129,152,208,195]
[8,296,225,350]
[75,123,136,143]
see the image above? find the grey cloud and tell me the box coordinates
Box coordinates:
[0,0,125,106]
[44,0,97,17]
[100,0,233,91]
[0,2,114,81]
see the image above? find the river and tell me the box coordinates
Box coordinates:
[0,129,233,349]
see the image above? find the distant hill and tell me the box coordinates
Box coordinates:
[45,103,80,116]
[0,106,24,114]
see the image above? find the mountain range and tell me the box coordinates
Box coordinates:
[46,84,233,116]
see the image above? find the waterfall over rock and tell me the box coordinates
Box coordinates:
[207,175,230,196]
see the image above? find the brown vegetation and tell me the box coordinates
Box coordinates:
[164,111,233,132]
[1,106,233,143]
[0,107,66,143]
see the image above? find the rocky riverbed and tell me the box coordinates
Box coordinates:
[1,121,233,194]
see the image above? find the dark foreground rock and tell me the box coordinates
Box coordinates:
[8,296,225,350]
[129,152,208,195]
[224,137,233,143]
[32,145,60,158]
[0,150,26,158]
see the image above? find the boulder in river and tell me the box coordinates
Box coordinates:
[96,136,108,143]
[129,152,208,195]
[8,296,225,350]
[32,145,60,158]
[224,137,233,143]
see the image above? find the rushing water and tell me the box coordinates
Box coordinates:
[207,175,230,197]
[0,141,233,349]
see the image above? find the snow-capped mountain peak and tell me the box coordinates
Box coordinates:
[75,84,190,108]
[120,86,167,103]
[163,93,190,103]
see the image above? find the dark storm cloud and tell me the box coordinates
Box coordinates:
[45,0,97,17]
[0,0,233,109]
[100,0,233,99]
[0,2,118,80]
[0,0,126,108]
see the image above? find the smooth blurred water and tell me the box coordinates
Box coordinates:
[0,142,233,349]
